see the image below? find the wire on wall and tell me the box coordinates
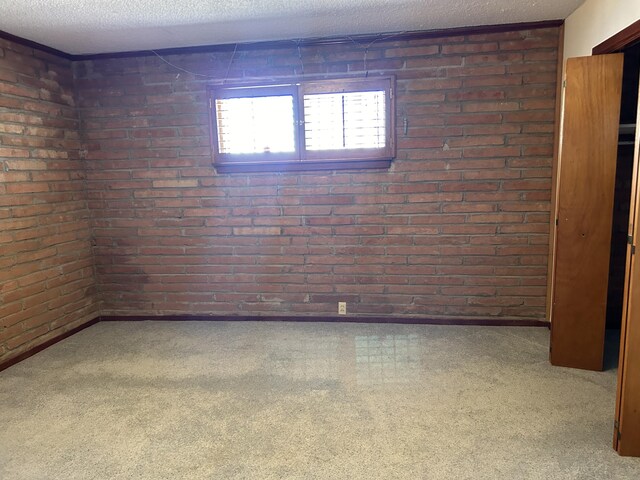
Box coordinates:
[151,50,212,78]
[295,40,305,76]
[348,31,407,77]
[150,30,407,81]
[223,43,239,83]
[150,46,239,81]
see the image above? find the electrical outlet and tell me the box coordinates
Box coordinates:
[338,302,347,315]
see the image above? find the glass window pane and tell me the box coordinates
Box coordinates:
[216,95,295,154]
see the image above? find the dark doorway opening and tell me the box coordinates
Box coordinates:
[605,41,640,370]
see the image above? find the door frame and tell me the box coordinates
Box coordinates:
[614,96,640,454]
[545,25,565,324]
[591,19,640,456]
[593,20,640,56]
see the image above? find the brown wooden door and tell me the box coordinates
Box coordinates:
[550,54,623,370]
[615,87,640,456]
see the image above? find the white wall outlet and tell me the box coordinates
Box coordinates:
[338,302,347,315]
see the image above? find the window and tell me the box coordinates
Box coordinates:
[208,77,395,173]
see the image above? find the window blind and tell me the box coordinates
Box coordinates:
[303,91,386,151]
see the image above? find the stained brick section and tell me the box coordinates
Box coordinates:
[0,39,98,363]
[72,27,559,321]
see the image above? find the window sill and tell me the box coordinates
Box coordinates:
[214,159,393,174]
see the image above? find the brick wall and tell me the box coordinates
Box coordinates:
[75,26,559,321]
[0,39,99,363]
[52,26,555,324]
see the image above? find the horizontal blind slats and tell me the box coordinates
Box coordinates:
[303,91,386,151]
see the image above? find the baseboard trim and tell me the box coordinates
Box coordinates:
[99,314,550,328]
[0,317,100,373]
[0,314,549,372]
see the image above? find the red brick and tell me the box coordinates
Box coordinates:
[152,179,198,188]
[0,147,30,158]
[233,227,281,236]
[442,42,499,54]
[6,183,50,194]
[446,113,503,125]
[386,45,440,57]
[0,39,98,364]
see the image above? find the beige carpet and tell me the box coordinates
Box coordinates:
[1,321,639,479]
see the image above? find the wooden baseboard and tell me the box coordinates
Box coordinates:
[0,317,100,373]
[0,314,549,372]
[99,314,550,327]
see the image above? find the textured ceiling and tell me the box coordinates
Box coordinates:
[0,0,585,55]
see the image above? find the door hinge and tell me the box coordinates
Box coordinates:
[390,87,393,100]
[209,98,213,109]
[562,80,566,88]
[615,420,621,440]
[555,218,558,226]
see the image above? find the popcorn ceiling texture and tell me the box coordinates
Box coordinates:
[0,0,583,54]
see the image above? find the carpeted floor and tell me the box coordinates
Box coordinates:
[1,321,640,479]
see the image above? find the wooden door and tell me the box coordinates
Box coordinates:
[550,54,624,370]
[615,88,640,456]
